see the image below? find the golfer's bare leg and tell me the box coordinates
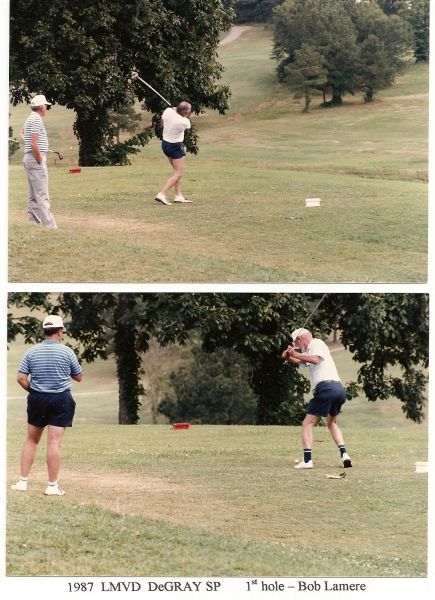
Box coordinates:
[20,424,45,477]
[46,425,66,482]
[301,414,320,449]
[161,157,184,194]
[326,415,344,447]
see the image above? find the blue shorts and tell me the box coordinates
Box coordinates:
[162,140,186,159]
[27,389,76,428]
[306,381,346,417]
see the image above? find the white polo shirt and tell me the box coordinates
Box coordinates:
[299,338,341,387]
[162,107,191,143]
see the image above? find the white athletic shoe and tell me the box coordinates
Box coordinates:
[44,483,65,496]
[154,192,171,205]
[342,453,352,468]
[11,478,28,491]
[294,460,313,469]
[174,195,192,203]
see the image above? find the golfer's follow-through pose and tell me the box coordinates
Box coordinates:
[21,94,60,228]
[282,328,352,470]
[11,315,83,496]
[155,101,193,206]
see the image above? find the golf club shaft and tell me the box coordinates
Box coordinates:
[133,74,172,107]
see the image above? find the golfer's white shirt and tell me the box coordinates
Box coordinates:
[162,107,191,143]
[299,338,341,388]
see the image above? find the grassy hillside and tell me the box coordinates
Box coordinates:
[7,423,427,577]
[8,26,428,282]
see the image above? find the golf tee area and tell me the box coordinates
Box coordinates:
[8,26,428,283]
[7,344,427,577]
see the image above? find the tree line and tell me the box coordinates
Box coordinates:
[8,293,428,426]
[272,0,428,110]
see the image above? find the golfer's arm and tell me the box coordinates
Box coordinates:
[297,353,321,365]
[31,133,42,163]
[72,373,83,382]
[17,372,31,391]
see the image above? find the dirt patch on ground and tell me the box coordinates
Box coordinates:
[9,209,171,234]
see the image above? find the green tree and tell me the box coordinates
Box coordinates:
[272,0,412,106]
[10,0,233,166]
[158,346,258,424]
[397,0,430,62]
[358,35,394,102]
[284,44,328,112]
[272,0,359,105]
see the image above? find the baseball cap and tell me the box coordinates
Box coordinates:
[291,328,310,341]
[42,315,66,331]
[30,94,52,107]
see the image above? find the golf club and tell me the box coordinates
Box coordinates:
[130,71,173,108]
[9,138,64,160]
[283,294,328,362]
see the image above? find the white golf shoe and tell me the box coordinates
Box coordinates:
[294,460,313,469]
[154,192,171,205]
[11,478,28,491]
[174,195,192,203]
[44,483,65,496]
[342,453,352,468]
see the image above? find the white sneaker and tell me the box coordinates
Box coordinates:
[342,453,352,468]
[44,483,65,496]
[294,460,313,469]
[174,195,192,203]
[154,192,171,205]
[11,478,28,491]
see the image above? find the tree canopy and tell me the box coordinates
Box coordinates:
[272,0,413,105]
[10,0,234,165]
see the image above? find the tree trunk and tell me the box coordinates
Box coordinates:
[114,294,144,424]
[74,109,110,166]
[331,89,343,105]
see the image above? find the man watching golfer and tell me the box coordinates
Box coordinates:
[21,94,61,228]
[282,328,352,470]
[155,101,193,205]
[11,315,82,496]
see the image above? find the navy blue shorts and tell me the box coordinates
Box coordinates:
[306,381,346,417]
[27,389,76,428]
[162,140,186,159]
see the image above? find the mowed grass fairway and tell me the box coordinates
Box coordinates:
[7,342,428,577]
[8,27,428,282]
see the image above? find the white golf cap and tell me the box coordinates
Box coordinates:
[30,94,51,107]
[291,328,311,341]
[42,315,66,331]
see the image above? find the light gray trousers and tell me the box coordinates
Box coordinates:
[23,153,57,229]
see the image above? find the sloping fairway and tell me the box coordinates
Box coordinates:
[8,26,428,282]
[7,342,428,577]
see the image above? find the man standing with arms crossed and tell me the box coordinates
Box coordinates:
[21,94,61,228]
[11,315,83,496]
[282,328,352,470]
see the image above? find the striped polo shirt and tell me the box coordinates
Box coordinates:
[18,340,82,393]
[23,111,49,153]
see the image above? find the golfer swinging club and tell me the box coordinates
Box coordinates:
[11,315,83,496]
[282,328,352,470]
[154,101,193,205]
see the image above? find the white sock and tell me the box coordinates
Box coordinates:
[48,481,58,486]
[19,476,28,481]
